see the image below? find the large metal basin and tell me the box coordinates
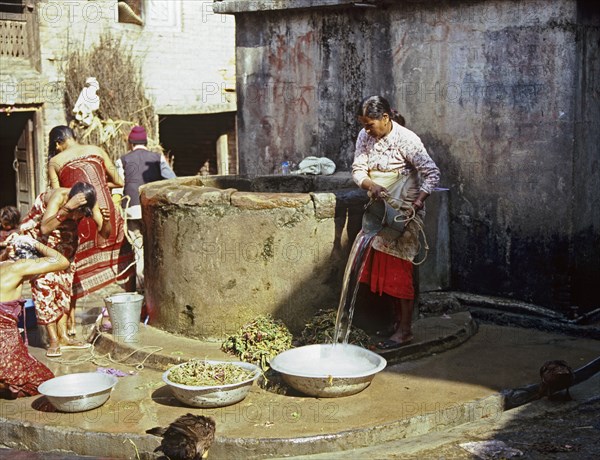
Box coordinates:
[38,372,118,412]
[163,360,262,408]
[270,343,386,397]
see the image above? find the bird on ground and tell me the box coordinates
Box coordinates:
[539,360,575,401]
[146,413,216,460]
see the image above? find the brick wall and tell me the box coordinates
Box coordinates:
[27,0,235,180]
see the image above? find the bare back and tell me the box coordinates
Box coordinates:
[0,238,70,302]
[48,142,121,189]
[0,262,25,301]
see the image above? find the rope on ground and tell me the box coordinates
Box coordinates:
[50,330,164,371]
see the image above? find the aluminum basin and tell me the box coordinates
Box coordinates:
[270,343,387,397]
[38,372,118,412]
[163,360,262,408]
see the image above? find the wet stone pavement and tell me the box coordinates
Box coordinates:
[1,286,599,459]
[2,382,599,459]
[373,394,600,460]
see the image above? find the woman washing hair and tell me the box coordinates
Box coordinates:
[20,182,111,357]
[46,125,133,337]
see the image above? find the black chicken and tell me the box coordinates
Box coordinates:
[539,360,575,401]
[146,413,216,460]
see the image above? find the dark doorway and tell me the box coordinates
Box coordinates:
[158,112,237,176]
[0,110,36,211]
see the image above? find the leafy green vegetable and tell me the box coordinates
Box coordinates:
[299,309,372,347]
[221,315,293,371]
[168,360,256,386]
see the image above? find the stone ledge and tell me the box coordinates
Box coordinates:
[231,191,312,209]
[213,0,376,15]
[91,312,477,373]
[311,192,337,219]
[375,311,478,365]
[140,175,361,213]
[4,319,600,459]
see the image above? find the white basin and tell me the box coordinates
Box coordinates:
[270,343,387,397]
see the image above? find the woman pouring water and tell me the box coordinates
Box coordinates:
[352,95,440,351]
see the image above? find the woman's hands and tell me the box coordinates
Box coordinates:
[412,192,429,212]
[369,183,389,200]
[63,192,88,211]
[96,206,112,239]
[2,232,69,275]
[100,207,111,222]
[362,179,389,200]
[0,232,23,260]
[363,179,429,212]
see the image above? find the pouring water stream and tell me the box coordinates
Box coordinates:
[332,230,377,345]
[333,190,414,346]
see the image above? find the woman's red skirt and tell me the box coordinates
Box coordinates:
[359,247,414,300]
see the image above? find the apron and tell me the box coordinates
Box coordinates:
[361,170,424,262]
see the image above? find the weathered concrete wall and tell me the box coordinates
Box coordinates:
[572,3,600,310]
[215,0,600,311]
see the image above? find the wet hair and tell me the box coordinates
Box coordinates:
[14,241,40,260]
[48,125,76,159]
[357,95,406,126]
[68,182,97,217]
[9,235,40,260]
[0,206,20,229]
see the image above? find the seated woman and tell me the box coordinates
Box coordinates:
[0,234,69,398]
[20,182,112,357]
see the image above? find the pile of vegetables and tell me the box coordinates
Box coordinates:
[299,309,372,348]
[168,360,256,387]
[221,315,293,371]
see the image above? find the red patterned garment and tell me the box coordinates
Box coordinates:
[58,154,133,298]
[0,300,55,398]
[20,193,78,324]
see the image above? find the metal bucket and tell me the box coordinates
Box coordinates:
[104,292,144,343]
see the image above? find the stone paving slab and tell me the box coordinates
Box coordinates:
[2,312,599,459]
[278,372,600,460]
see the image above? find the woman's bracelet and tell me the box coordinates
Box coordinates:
[55,206,71,222]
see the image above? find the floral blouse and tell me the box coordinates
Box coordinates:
[352,121,440,195]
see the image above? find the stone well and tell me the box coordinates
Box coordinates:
[141,174,367,339]
[140,174,449,340]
